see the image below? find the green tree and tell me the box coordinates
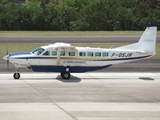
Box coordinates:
[0,0,159,31]
[0,2,21,30]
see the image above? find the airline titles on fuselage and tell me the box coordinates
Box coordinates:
[63,61,86,64]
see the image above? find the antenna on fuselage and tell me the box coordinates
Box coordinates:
[110,44,114,49]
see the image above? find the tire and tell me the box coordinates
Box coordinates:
[13,73,20,79]
[61,72,63,77]
[61,72,71,79]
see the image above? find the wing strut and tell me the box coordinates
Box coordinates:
[57,48,61,65]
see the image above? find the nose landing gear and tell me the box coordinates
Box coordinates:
[13,73,20,79]
[13,69,20,79]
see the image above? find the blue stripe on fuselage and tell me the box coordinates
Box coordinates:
[31,65,112,73]
[9,52,31,57]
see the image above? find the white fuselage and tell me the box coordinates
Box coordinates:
[6,43,153,72]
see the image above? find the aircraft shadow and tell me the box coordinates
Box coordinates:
[56,75,81,83]
[139,77,154,81]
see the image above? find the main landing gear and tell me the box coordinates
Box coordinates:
[61,72,71,79]
[13,69,20,79]
[60,66,71,79]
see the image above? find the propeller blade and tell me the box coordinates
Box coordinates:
[7,60,9,70]
[6,44,8,55]
[6,43,9,70]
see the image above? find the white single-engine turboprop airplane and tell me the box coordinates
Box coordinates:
[3,23,157,79]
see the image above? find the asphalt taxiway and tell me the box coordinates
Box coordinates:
[0,73,160,120]
[0,36,160,43]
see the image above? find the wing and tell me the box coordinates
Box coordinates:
[55,45,77,51]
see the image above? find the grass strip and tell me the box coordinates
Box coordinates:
[0,31,160,36]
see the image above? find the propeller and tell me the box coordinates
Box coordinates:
[6,44,9,70]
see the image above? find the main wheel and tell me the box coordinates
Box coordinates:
[61,72,71,79]
[13,73,20,79]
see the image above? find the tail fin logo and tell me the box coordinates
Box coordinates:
[144,39,154,42]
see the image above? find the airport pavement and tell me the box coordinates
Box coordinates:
[0,36,160,43]
[0,73,160,120]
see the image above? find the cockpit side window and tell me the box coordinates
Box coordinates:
[43,51,50,56]
[32,48,45,55]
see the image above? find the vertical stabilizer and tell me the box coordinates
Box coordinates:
[114,23,157,53]
[137,23,157,53]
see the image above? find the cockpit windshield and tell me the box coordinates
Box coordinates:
[32,48,45,55]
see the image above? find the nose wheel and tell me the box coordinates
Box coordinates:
[13,68,20,79]
[13,73,20,79]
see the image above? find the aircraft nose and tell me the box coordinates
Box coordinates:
[3,55,9,61]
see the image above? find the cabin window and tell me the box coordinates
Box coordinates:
[102,52,108,57]
[69,52,75,56]
[95,52,101,57]
[87,52,94,57]
[52,51,57,56]
[61,51,65,56]
[43,51,50,56]
[32,48,44,55]
[79,52,86,56]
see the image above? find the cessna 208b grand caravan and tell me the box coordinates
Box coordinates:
[3,23,157,79]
